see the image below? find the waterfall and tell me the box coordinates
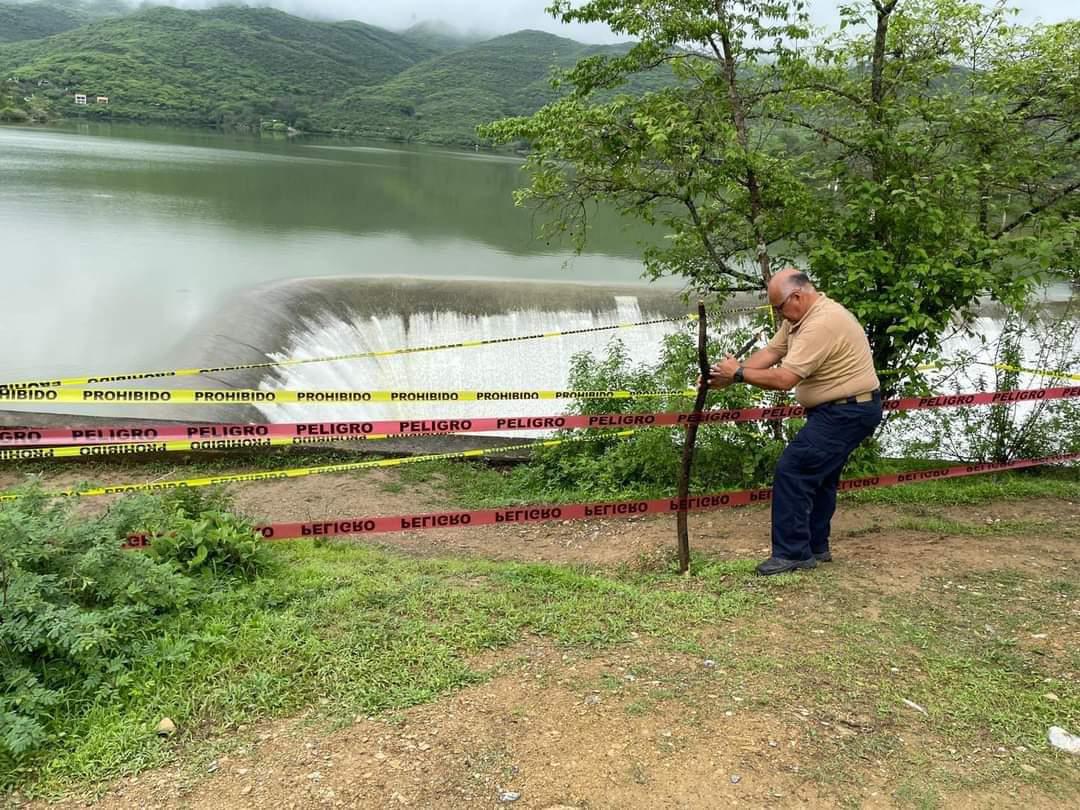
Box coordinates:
[246,283,725,432]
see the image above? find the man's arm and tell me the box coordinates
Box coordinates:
[705,347,787,390]
[709,351,801,391]
[738,365,801,391]
[742,347,783,370]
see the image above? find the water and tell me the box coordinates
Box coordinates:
[1,123,1075,442]
[0,122,673,396]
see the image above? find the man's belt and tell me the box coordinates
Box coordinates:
[826,389,881,406]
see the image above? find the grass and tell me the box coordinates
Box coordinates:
[723,568,1079,804]
[17,542,781,797]
[4,453,1077,806]
[3,440,1077,804]
[844,466,1080,506]
[548,559,1079,807]
[891,515,1065,536]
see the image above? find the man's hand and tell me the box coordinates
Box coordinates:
[703,355,740,389]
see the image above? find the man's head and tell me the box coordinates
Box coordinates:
[767,268,817,323]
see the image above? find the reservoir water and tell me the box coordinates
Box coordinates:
[1,123,1074,435]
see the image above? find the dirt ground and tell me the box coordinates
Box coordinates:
[9,461,1080,809]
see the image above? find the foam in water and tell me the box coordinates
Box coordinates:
[257,296,724,434]
[251,279,1076,451]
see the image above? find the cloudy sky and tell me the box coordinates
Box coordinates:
[170,0,1075,41]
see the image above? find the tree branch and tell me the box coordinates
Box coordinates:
[994,178,1080,239]
[757,113,860,150]
[684,196,758,283]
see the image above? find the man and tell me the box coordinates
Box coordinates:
[709,268,882,575]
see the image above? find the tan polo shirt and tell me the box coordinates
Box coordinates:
[765,293,880,408]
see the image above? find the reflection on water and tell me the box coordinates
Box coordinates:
[1,124,1074,443]
[0,123,671,387]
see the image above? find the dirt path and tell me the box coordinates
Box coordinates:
[13,462,1080,809]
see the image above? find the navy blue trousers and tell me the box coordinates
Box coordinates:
[771,397,883,560]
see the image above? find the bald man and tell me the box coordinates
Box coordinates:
[710,269,882,575]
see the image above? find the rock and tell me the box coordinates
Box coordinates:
[1048,726,1080,754]
[499,791,522,803]
[730,775,742,784]
[703,659,717,668]
[156,718,177,738]
[584,694,601,706]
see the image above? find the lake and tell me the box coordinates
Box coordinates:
[1,122,1074,433]
[0,122,678,394]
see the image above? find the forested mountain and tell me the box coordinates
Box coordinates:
[0,5,660,143]
[0,1,89,42]
[320,30,664,144]
[0,7,435,128]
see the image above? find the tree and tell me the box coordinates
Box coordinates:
[480,0,1078,387]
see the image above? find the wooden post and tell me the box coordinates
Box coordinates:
[676,301,710,574]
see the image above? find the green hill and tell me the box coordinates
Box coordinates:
[0,6,667,143]
[0,1,89,42]
[0,6,435,128]
[320,30,668,144]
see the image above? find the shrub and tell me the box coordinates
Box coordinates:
[0,485,271,776]
[0,487,193,775]
[134,487,273,580]
[0,107,30,122]
[521,322,803,500]
[895,305,1080,463]
[147,509,271,580]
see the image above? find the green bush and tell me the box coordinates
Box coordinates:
[0,106,29,122]
[155,485,234,520]
[516,322,802,501]
[132,487,273,580]
[147,510,271,580]
[0,486,194,775]
[0,485,271,778]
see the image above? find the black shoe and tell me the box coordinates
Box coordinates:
[756,556,818,576]
[813,551,832,563]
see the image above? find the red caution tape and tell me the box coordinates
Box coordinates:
[7,385,1080,449]
[120,451,1080,548]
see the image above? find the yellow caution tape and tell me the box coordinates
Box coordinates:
[0,388,700,405]
[0,318,696,389]
[979,362,1080,382]
[881,361,1080,382]
[0,434,395,461]
[0,306,771,391]
[0,430,639,501]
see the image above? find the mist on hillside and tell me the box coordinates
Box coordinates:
[13,0,1072,43]
[21,0,624,42]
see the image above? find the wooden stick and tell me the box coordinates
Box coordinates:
[676,301,710,574]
